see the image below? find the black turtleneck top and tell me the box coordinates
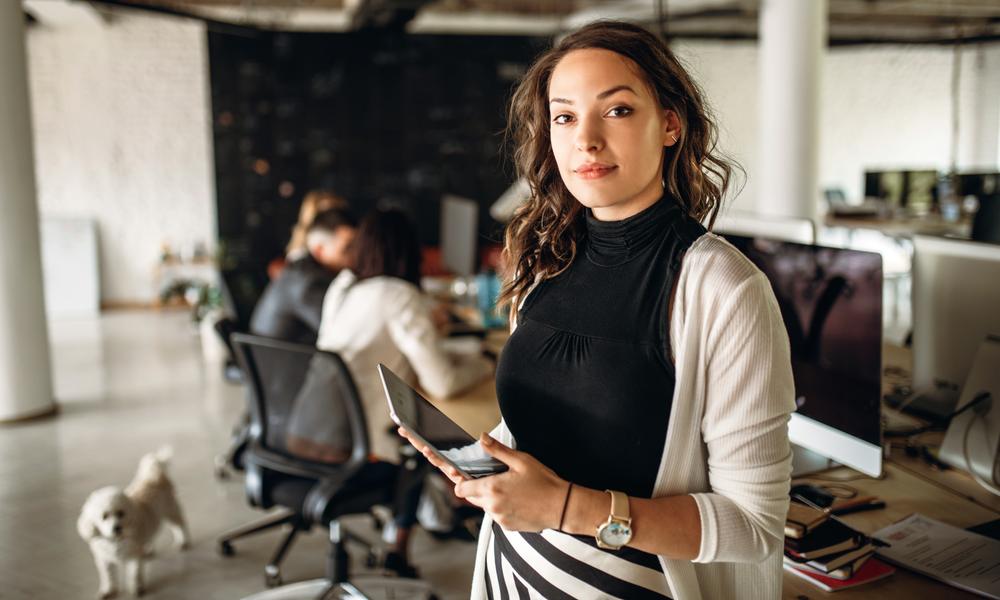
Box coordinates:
[495,197,706,498]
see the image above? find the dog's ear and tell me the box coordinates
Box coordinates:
[77,509,98,541]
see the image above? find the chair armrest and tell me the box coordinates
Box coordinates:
[246,443,364,483]
[302,472,364,525]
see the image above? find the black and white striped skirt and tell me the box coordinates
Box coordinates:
[484,522,672,599]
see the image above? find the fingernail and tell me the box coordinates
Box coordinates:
[480,433,492,446]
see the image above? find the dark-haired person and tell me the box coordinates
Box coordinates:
[399,21,795,599]
[316,208,492,571]
[250,209,356,344]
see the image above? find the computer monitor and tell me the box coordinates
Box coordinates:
[864,170,903,207]
[713,210,816,245]
[904,170,938,215]
[440,195,479,277]
[863,169,938,215]
[912,235,1000,397]
[956,171,1000,199]
[972,195,1000,245]
[724,235,884,477]
[957,172,1000,244]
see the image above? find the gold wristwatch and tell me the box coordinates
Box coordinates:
[595,490,633,550]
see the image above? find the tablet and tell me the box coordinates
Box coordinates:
[377,363,507,479]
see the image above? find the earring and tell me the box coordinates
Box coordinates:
[670,134,678,145]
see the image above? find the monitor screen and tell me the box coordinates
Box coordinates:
[724,235,884,452]
[913,235,1000,393]
[863,169,938,214]
[441,195,478,277]
[956,172,1000,198]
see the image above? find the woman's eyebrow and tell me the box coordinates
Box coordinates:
[549,84,637,105]
[596,85,637,99]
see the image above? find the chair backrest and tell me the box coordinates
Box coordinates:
[213,317,240,358]
[230,333,370,476]
[219,268,268,331]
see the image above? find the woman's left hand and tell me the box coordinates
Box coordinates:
[455,433,570,532]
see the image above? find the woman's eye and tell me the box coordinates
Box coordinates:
[552,114,574,125]
[115,510,124,518]
[103,512,109,520]
[606,106,633,118]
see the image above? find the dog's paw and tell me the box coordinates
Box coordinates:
[98,589,118,600]
[135,584,146,597]
[178,539,191,551]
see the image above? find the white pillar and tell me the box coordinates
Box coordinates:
[0,4,56,422]
[757,0,826,222]
[961,43,1000,170]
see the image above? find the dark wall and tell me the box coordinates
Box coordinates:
[208,29,548,282]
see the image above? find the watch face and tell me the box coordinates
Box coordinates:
[598,521,632,547]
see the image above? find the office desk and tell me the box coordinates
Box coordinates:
[440,339,1000,598]
[429,330,505,436]
[788,462,999,599]
[824,214,971,239]
[433,374,502,437]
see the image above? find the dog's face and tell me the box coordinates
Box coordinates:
[79,486,133,541]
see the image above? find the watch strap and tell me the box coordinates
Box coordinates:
[606,489,630,521]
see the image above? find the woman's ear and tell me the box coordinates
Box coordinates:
[663,109,681,147]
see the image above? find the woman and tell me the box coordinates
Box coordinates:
[316,208,493,568]
[400,21,795,599]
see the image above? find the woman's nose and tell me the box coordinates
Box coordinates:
[574,118,604,153]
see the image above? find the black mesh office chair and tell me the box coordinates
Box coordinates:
[218,334,433,598]
[212,316,249,480]
[212,270,257,479]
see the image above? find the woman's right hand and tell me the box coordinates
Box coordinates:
[397,426,468,484]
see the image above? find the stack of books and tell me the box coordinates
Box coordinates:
[783,501,895,591]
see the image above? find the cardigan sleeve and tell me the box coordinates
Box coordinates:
[386,288,492,400]
[690,271,796,564]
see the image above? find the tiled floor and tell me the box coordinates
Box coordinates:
[1,311,475,600]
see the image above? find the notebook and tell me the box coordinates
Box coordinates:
[785,557,896,592]
[785,502,830,539]
[785,518,867,559]
[784,551,873,580]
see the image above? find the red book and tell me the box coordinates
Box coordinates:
[785,557,896,592]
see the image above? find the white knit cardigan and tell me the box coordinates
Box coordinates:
[470,233,796,600]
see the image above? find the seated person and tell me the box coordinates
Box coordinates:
[269,189,350,279]
[250,209,356,344]
[313,208,492,569]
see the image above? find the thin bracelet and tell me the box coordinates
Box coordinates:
[557,482,573,531]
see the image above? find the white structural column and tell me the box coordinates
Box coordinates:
[964,44,1000,170]
[0,4,55,421]
[757,0,827,222]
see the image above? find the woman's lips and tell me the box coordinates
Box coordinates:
[573,164,618,180]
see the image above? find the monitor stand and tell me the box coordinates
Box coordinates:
[791,444,836,477]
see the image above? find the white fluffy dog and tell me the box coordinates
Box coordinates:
[77,447,190,598]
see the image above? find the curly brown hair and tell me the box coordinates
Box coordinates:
[499,20,738,319]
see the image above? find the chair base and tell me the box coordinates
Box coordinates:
[240,577,436,600]
[218,509,308,587]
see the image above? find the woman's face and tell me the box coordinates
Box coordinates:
[548,48,679,221]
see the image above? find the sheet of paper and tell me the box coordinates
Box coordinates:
[873,514,1000,599]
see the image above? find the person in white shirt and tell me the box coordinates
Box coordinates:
[316,208,492,574]
[400,21,795,600]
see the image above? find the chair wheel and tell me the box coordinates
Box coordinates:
[265,572,282,588]
[218,541,234,556]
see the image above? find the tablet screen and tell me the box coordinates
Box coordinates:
[377,363,507,478]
